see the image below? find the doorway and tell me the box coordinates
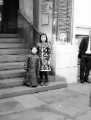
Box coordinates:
[1,0,19,33]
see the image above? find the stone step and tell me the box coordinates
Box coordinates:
[0,49,27,55]
[0,43,24,49]
[0,38,22,43]
[0,78,24,89]
[0,69,25,79]
[0,62,24,71]
[0,55,25,63]
[0,34,19,38]
[0,81,67,99]
[0,34,26,89]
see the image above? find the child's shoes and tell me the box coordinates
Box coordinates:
[40,82,44,86]
[44,82,48,86]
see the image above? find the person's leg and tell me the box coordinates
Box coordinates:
[24,71,27,85]
[44,71,48,85]
[84,56,91,82]
[84,67,89,82]
[39,71,44,85]
[80,57,86,83]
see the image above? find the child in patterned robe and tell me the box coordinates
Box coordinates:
[37,33,51,86]
[24,47,40,87]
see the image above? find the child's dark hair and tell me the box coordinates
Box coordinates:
[40,33,48,43]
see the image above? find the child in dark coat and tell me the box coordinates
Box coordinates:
[24,47,40,87]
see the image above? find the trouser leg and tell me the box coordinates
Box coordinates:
[84,67,89,81]
[84,56,91,82]
[39,71,43,83]
[44,71,48,83]
[80,57,86,82]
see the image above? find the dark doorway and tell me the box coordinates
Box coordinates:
[1,0,19,33]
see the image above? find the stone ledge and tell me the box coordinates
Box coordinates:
[0,81,67,99]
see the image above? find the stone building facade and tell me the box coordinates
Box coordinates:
[53,0,72,43]
[19,0,77,83]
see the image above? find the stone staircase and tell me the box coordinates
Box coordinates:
[0,33,67,99]
[0,34,26,89]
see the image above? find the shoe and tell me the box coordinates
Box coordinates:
[85,80,91,83]
[31,85,37,87]
[80,81,85,83]
[24,83,31,87]
[44,82,48,86]
[40,82,44,86]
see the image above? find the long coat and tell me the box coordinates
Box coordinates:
[24,54,40,87]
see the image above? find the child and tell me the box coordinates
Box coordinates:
[24,46,40,87]
[37,33,51,86]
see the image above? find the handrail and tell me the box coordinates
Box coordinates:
[18,10,41,36]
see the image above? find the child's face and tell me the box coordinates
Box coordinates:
[31,47,37,54]
[41,35,46,42]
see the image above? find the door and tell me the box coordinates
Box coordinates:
[1,0,19,33]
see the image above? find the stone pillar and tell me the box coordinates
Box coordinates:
[53,0,77,83]
[39,0,55,76]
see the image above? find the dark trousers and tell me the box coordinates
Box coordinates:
[39,71,48,83]
[80,54,91,82]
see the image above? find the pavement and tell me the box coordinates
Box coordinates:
[0,83,91,120]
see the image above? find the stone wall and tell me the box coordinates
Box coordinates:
[18,12,34,52]
[54,0,72,42]
[38,0,53,41]
[19,0,33,23]
[18,0,40,52]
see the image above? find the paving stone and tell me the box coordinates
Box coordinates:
[0,100,24,115]
[14,94,46,109]
[49,95,89,117]
[0,84,91,120]
[66,119,73,120]
[35,88,83,104]
[0,107,65,120]
[68,84,91,95]
[0,94,46,116]
[76,110,91,120]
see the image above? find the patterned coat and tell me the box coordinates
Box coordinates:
[24,54,40,86]
[37,42,51,71]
